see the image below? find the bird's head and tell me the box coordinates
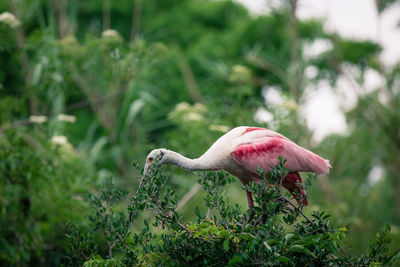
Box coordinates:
[143,148,167,176]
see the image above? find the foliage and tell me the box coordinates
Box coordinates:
[0,0,399,265]
[64,160,398,266]
[64,177,131,266]
[0,129,93,266]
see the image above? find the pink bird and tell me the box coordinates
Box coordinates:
[143,126,331,222]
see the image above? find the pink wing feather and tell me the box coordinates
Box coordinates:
[231,136,331,175]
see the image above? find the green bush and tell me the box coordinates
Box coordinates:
[65,160,399,266]
[0,129,93,266]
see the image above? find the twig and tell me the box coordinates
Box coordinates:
[134,169,213,244]
[281,195,314,225]
[0,119,30,133]
[151,196,214,244]
[176,183,202,211]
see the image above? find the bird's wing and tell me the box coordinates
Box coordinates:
[231,136,331,175]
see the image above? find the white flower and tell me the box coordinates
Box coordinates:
[169,102,207,123]
[209,125,230,132]
[185,112,203,122]
[51,135,74,151]
[57,114,76,123]
[193,103,207,112]
[281,99,298,111]
[51,135,68,146]
[174,102,191,112]
[0,12,21,28]
[29,115,47,124]
[101,29,122,39]
[229,64,252,83]
[232,65,250,75]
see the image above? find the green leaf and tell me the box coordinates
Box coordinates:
[31,63,43,86]
[388,249,400,266]
[249,239,256,249]
[289,245,317,258]
[209,227,218,234]
[83,258,125,267]
[219,230,230,237]
[285,233,294,243]
[224,239,230,251]
[228,255,242,266]
[368,262,382,267]
[304,238,317,247]
[193,231,201,238]
[263,241,272,252]
[240,233,256,240]
[124,98,145,130]
[277,256,290,264]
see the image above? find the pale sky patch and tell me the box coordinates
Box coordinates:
[299,81,349,143]
[262,85,284,106]
[237,0,400,143]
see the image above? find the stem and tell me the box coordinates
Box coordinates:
[51,0,69,38]
[107,241,113,258]
[103,0,111,30]
[151,195,188,231]
[138,172,212,243]
[131,0,142,41]
[281,195,314,225]
[107,233,118,258]
[176,183,202,211]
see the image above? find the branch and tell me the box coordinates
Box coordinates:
[176,183,202,211]
[281,194,314,225]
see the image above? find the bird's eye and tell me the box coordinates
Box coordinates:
[148,157,154,161]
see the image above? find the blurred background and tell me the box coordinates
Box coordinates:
[0,0,399,265]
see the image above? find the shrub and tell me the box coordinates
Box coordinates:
[0,129,93,266]
[65,160,399,266]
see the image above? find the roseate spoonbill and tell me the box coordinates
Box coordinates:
[143,126,331,222]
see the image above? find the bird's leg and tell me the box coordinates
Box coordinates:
[260,213,267,224]
[246,190,255,223]
[282,172,308,206]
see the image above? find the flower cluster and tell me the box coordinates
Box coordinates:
[168,102,207,123]
[0,12,20,29]
[101,29,123,43]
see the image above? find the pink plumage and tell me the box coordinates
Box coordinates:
[199,126,331,207]
[231,133,331,176]
[145,126,332,222]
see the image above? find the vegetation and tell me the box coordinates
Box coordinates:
[0,0,399,266]
[66,160,397,266]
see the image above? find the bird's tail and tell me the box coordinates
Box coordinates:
[304,151,332,175]
[282,172,308,206]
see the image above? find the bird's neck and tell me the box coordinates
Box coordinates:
[162,150,216,171]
